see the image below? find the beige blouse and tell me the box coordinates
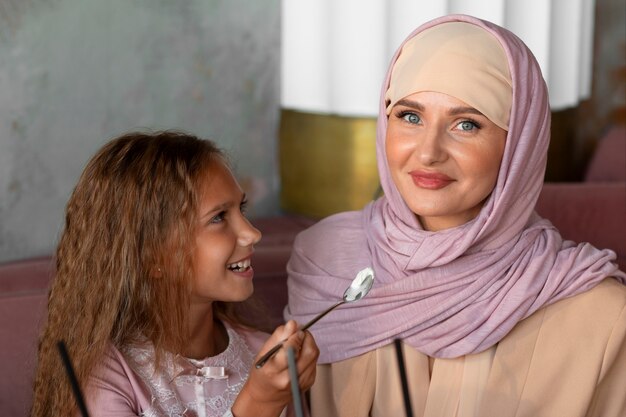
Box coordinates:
[310,279,626,417]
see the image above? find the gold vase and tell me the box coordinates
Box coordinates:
[279,110,380,219]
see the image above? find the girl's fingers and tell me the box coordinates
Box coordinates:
[297,331,319,364]
[297,349,317,376]
[256,320,299,361]
[261,331,304,373]
[274,330,318,375]
[288,331,318,389]
[281,329,306,356]
[299,349,318,373]
[281,319,299,339]
[257,326,285,357]
[298,365,316,390]
[253,323,317,391]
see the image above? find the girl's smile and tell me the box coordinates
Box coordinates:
[226,256,254,278]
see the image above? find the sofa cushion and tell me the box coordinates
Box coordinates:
[536,182,626,271]
[0,257,55,295]
[584,125,626,182]
[0,258,54,417]
[0,291,48,417]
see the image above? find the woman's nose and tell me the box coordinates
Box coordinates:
[418,128,447,165]
[237,218,262,247]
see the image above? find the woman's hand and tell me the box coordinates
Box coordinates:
[231,320,319,417]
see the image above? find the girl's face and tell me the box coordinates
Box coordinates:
[386,91,507,231]
[191,160,262,304]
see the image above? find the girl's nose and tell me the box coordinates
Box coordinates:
[237,218,262,247]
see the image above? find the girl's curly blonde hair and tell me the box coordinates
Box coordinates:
[31,131,258,416]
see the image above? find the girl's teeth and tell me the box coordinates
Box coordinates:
[228,259,251,271]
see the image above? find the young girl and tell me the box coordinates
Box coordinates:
[31,131,318,417]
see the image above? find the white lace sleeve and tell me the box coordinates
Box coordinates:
[222,409,234,417]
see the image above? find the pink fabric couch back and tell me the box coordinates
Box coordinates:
[536,183,626,272]
[0,257,52,417]
[584,125,626,182]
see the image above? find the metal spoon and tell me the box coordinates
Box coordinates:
[255,267,375,368]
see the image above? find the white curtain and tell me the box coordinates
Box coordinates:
[281,0,596,116]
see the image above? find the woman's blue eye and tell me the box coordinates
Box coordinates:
[458,121,478,131]
[403,113,420,124]
[240,201,249,216]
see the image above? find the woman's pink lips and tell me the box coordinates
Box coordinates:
[409,171,454,190]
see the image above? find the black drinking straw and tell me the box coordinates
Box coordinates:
[57,340,91,417]
[393,338,414,417]
[286,346,305,417]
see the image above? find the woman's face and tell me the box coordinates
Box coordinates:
[386,91,507,231]
[191,160,262,304]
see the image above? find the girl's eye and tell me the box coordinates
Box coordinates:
[402,112,421,124]
[457,120,480,131]
[209,211,226,224]
[240,200,249,216]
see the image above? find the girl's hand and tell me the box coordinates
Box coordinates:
[231,320,319,417]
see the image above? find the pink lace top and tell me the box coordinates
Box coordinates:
[86,322,272,417]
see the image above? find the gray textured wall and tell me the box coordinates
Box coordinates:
[0,0,281,263]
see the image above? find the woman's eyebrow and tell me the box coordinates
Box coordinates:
[394,99,485,118]
[448,106,485,117]
[395,98,424,111]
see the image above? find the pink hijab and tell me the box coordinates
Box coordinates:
[284,14,625,363]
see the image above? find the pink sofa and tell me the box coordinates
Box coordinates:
[584,125,626,182]
[536,183,626,271]
[0,257,52,417]
[536,125,626,271]
[1,126,624,416]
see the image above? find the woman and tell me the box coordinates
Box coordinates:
[31,131,318,417]
[285,14,626,417]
